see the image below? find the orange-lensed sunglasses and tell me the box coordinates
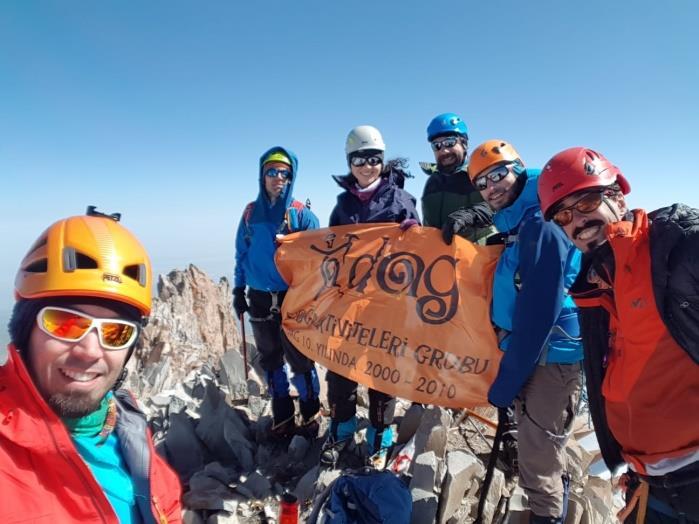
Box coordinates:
[36,306,138,351]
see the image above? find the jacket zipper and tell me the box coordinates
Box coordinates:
[23,367,114,522]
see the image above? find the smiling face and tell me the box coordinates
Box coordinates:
[350,158,383,188]
[555,188,627,253]
[263,161,292,201]
[476,164,520,211]
[433,135,467,172]
[26,303,132,418]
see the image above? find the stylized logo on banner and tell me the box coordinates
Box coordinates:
[275,224,503,407]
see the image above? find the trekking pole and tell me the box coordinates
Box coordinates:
[475,407,506,524]
[239,313,249,381]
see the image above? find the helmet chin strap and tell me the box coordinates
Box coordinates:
[602,194,622,221]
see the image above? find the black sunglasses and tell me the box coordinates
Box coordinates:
[473,165,511,191]
[431,136,460,151]
[350,155,383,167]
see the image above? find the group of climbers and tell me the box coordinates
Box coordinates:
[232,114,698,523]
[1,111,696,523]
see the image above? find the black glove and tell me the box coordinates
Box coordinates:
[233,287,249,318]
[441,202,494,244]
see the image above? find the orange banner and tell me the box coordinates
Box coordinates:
[275,224,503,408]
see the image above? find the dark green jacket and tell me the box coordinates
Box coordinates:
[419,161,496,243]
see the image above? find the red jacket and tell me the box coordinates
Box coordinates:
[0,345,183,523]
[572,210,699,474]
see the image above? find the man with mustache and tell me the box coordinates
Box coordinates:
[233,147,322,438]
[420,112,495,244]
[539,147,699,523]
[1,208,182,523]
[469,140,583,523]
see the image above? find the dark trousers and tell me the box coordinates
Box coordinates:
[326,370,396,430]
[247,288,314,374]
[248,288,319,422]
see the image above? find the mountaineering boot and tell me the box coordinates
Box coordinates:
[366,425,394,469]
[292,369,321,438]
[321,416,357,467]
[267,366,295,440]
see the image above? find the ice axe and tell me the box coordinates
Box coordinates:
[239,313,249,381]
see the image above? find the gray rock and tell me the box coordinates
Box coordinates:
[438,450,485,524]
[412,406,451,473]
[182,490,243,512]
[223,415,255,472]
[219,349,248,401]
[189,470,228,493]
[479,467,504,524]
[206,512,239,524]
[165,411,206,482]
[182,509,206,524]
[411,488,438,524]
[294,465,320,503]
[204,461,238,485]
[317,468,341,491]
[288,435,311,462]
[410,451,439,492]
[239,471,272,500]
[398,403,425,445]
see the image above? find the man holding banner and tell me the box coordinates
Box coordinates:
[233,147,322,438]
[468,140,583,523]
[420,112,495,245]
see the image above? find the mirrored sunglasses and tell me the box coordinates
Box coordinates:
[430,136,459,151]
[264,167,292,180]
[350,155,383,167]
[37,306,139,351]
[552,191,605,227]
[473,165,511,191]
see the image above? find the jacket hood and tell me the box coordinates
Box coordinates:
[493,169,542,233]
[258,146,298,210]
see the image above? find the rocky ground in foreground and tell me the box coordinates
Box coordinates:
[128,265,623,523]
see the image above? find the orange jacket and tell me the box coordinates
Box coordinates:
[573,210,699,474]
[0,345,183,523]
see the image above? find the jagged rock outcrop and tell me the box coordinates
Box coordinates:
[126,264,241,396]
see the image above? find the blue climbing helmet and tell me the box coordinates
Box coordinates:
[426,112,468,141]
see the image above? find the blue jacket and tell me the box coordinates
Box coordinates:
[329,162,420,226]
[234,147,319,291]
[488,169,583,408]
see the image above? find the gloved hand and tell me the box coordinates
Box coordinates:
[399,218,419,231]
[233,287,249,317]
[441,202,494,244]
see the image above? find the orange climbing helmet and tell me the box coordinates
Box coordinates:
[14,206,152,316]
[468,140,523,181]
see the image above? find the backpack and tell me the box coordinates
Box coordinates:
[308,469,412,524]
[242,198,310,240]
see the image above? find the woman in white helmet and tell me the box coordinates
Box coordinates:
[325,125,420,467]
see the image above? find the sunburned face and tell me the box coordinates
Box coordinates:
[553,189,627,253]
[26,303,133,418]
[475,164,520,211]
[432,136,466,172]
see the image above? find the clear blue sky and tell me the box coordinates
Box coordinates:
[1,0,698,338]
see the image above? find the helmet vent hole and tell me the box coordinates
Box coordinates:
[24,259,48,273]
[75,253,98,269]
[123,264,147,287]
